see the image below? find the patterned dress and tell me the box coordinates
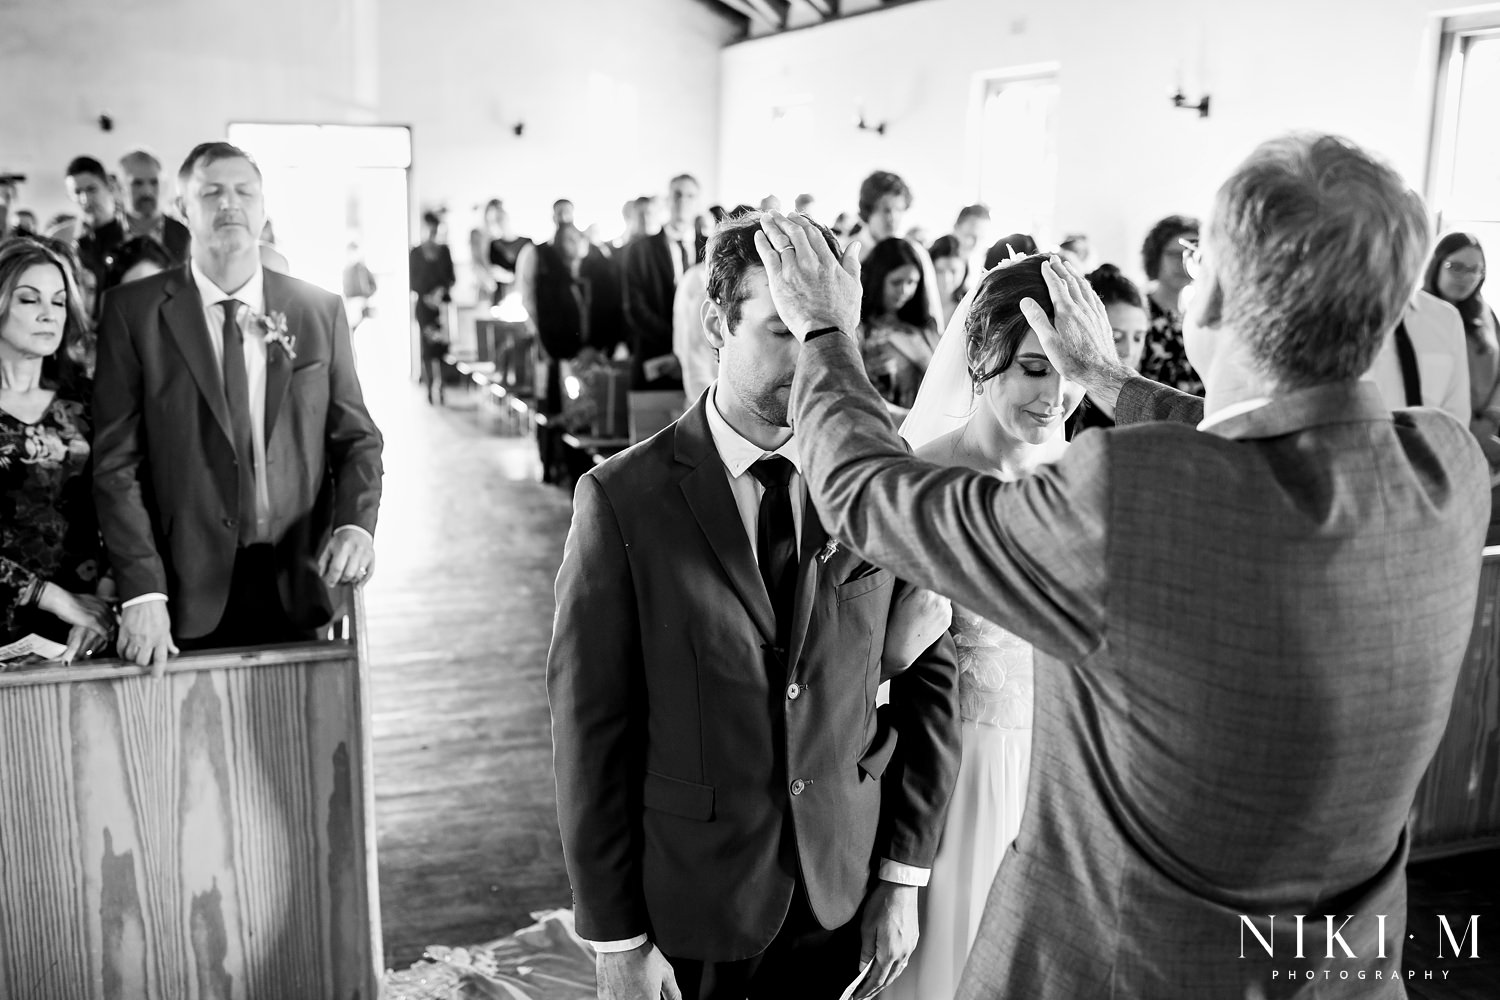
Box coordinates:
[1139,294,1204,396]
[889,604,1034,1000]
[0,385,104,645]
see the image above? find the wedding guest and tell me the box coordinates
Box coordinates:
[64,156,125,300]
[950,204,990,287]
[621,173,703,390]
[767,130,1487,997]
[342,241,378,331]
[117,149,191,263]
[845,171,944,328]
[549,211,960,1000]
[1138,213,1202,394]
[553,199,575,229]
[102,236,174,292]
[1066,263,1148,435]
[927,235,968,329]
[470,199,531,306]
[1059,232,1094,271]
[410,210,456,404]
[832,211,857,240]
[11,210,38,237]
[889,254,1082,1000]
[95,141,383,669]
[859,237,939,410]
[0,236,113,662]
[1424,233,1500,443]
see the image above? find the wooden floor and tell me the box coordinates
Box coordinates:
[353,323,1500,995]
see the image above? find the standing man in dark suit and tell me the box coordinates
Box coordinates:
[94,141,384,669]
[621,173,706,391]
[549,213,961,1000]
[64,155,126,301]
[760,132,1490,997]
[118,149,192,264]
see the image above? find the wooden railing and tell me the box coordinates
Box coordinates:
[1410,547,1500,860]
[0,588,380,1000]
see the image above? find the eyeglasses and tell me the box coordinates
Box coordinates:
[1442,260,1485,278]
[1179,237,1203,281]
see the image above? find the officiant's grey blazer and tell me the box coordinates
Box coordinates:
[790,333,1490,999]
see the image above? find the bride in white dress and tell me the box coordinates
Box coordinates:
[888,254,1084,1000]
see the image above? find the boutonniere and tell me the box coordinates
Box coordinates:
[255,310,296,361]
[818,539,840,564]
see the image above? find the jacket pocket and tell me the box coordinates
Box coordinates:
[643,771,715,821]
[857,720,899,781]
[836,568,893,603]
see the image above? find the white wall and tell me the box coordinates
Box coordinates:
[0,0,737,256]
[718,0,1473,277]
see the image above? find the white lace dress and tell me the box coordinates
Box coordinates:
[889,604,1034,1000]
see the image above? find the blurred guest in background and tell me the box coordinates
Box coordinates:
[342,240,378,332]
[846,170,944,327]
[0,236,113,663]
[833,211,857,240]
[928,234,968,329]
[1425,233,1500,446]
[759,194,781,213]
[64,156,125,300]
[117,149,191,263]
[470,199,531,306]
[621,173,702,390]
[410,210,456,404]
[1138,213,1202,394]
[794,192,815,216]
[859,237,940,411]
[553,199,575,229]
[950,204,991,288]
[1059,232,1094,271]
[103,236,174,294]
[1066,263,1149,436]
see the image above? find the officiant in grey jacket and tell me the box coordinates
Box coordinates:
[752,132,1489,998]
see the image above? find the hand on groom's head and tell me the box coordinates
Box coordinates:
[753,211,862,342]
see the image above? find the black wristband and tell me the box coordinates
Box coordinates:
[803,326,844,343]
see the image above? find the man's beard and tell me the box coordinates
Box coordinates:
[133,197,157,216]
[744,384,791,428]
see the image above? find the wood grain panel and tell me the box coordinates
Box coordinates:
[0,654,376,1000]
[1411,551,1500,857]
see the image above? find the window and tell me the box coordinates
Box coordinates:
[975,68,1060,245]
[1428,18,1500,305]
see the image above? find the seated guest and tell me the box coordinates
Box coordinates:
[95,141,383,670]
[927,234,968,329]
[1066,263,1149,436]
[64,156,126,303]
[1363,289,1470,426]
[117,149,191,263]
[1425,233,1500,447]
[0,236,113,663]
[860,237,940,411]
[103,236,174,292]
[1138,213,1203,394]
[982,232,1037,271]
[845,170,944,324]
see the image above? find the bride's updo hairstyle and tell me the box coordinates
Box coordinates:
[965,254,1056,392]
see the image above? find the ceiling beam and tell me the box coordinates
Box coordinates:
[717,0,780,30]
[797,0,836,16]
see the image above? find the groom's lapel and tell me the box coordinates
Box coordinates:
[261,269,296,438]
[160,266,234,446]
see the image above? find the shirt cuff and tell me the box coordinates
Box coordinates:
[878,860,931,887]
[334,524,374,545]
[121,593,168,609]
[587,934,649,953]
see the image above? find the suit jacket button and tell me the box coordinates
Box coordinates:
[790,779,806,796]
[786,683,802,700]
[223,517,235,528]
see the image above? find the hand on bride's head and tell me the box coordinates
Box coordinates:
[1020,255,1128,393]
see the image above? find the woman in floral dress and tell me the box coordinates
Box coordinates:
[0,236,113,662]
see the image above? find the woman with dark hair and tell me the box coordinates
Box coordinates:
[103,235,174,291]
[0,236,114,663]
[858,237,939,410]
[1067,263,1150,437]
[1424,233,1500,443]
[888,255,1083,1000]
[1138,213,1202,394]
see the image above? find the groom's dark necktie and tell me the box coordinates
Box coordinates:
[220,298,258,546]
[750,456,798,655]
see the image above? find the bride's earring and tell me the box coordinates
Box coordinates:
[971,378,984,396]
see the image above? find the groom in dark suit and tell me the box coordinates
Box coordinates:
[763,134,1490,998]
[94,141,383,669]
[549,213,961,1000]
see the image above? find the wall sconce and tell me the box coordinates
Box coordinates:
[511,121,526,137]
[1171,89,1210,118]
[855,112,887,136]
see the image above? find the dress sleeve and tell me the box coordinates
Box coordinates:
[1,555,43,636]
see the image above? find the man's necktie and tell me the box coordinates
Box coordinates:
[220,298,257,545]
[750,456,798,654]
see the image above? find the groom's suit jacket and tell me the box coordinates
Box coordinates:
[548,394,961,962]
[93,265,383,639]
[791,332,1491,998]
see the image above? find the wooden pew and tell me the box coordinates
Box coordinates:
[0,592,380,999]
[1410,546,1500,860]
